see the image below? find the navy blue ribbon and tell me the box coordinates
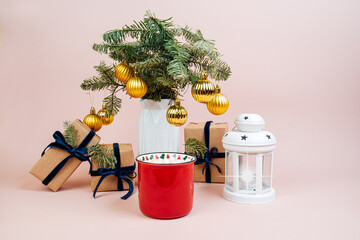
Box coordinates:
[91,143,136,200]
[41,130,96,186]
[194,121,225,183]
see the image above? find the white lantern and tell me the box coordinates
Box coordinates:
[222,113,277,204]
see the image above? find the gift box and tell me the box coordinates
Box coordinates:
[29,119,101,192]
[90,143,136,199]
[184,121,228,183]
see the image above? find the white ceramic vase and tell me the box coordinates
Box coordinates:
[138,99,180,155]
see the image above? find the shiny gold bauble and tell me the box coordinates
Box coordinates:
[166,98,188,127]
[191,73,215,103]
[115,63,134,83]
[126,76,148,98]
[206,85,229,115]
[83,107,103,132]
[97,102,114,125]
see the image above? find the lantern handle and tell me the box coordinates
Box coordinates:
[232,126,239,131]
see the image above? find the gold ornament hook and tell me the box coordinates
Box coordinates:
[215,84,221,94]
[174,98,181,107]
[102,101,107,109]
[90,106,96,114]
[200,72,208,80]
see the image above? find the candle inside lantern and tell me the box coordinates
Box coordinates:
[240,170,255,183]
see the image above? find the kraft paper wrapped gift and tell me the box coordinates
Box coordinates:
[29,119,101,192]
[184,121,228,183]
[90,143,136,199]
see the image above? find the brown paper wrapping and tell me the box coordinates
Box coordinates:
[29,119,101,192]
[184,122,228,183]
[90,143,135,192]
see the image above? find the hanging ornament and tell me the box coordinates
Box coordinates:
[115,62,134,83]
[126,75,148,98]
[166,98,188,127]
[207,85,229,115]
[83,107,103,132]
[97,102,114,125]
[191,73,215,103]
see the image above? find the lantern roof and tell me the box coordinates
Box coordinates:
[235,113,265,132]
[223,114,276,152]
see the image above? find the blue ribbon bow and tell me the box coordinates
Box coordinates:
[194,121,225,183]
[41,130,96,186]
[91,143,136,200]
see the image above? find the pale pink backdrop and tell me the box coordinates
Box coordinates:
[0,0,359,239]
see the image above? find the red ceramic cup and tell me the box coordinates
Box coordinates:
[136,153,196,219]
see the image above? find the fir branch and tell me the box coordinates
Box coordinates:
[154,74,173,87]
[110,42,146,63]
[102,28,140,45]
[191,39,220,59]
[187,69,201,84]
[88,143,117,169]
[185,138,208,159]
[104,87,122,115]
[92,43,122,54]
[165,40,190,82]
[142,84,173,101]
[81,61,122,91]
[190,57,231,81]
[209,58,232,81]
[81,76,110,91]
[132,56,168,72]
[178,26,203,44]
[84,11,232,104]
[63,121,78,148]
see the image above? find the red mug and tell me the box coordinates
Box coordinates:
[136,153,196,219]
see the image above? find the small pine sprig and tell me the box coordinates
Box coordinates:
[87,143,117,169]
[80,61,124,115]
[104,87,122,115]
[63,121,78,148]
[185,138,208,159]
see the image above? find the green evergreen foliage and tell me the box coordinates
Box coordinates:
[185,138,208,159]
[80,62,123,114]
[81,11,231,115]
[62,121,116,168]
[87,143,117,169]
[63,121,78,148]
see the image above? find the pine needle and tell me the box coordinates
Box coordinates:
[63,121,78,148]
[87,143,117,169]
[185,138,207,159]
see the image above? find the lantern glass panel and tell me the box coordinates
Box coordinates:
[225,151,233,189]
[239,154,257,193]
[262,153,272,190]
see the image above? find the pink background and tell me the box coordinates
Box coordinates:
[1,0,359,239]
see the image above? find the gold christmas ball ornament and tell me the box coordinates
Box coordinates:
[115,62,134,83]
[191,73,216,103]
[97,102,114,125]
[126,75,148,98]
[83,107,103,132]
[207,85,229,115]
[166,98,188,127]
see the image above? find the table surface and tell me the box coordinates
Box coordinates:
[1,164,359,240]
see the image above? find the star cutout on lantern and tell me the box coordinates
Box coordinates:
[266,135,271,139]
[244,116,249,120]
[224,133,228,137]
[241,135,248,140]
